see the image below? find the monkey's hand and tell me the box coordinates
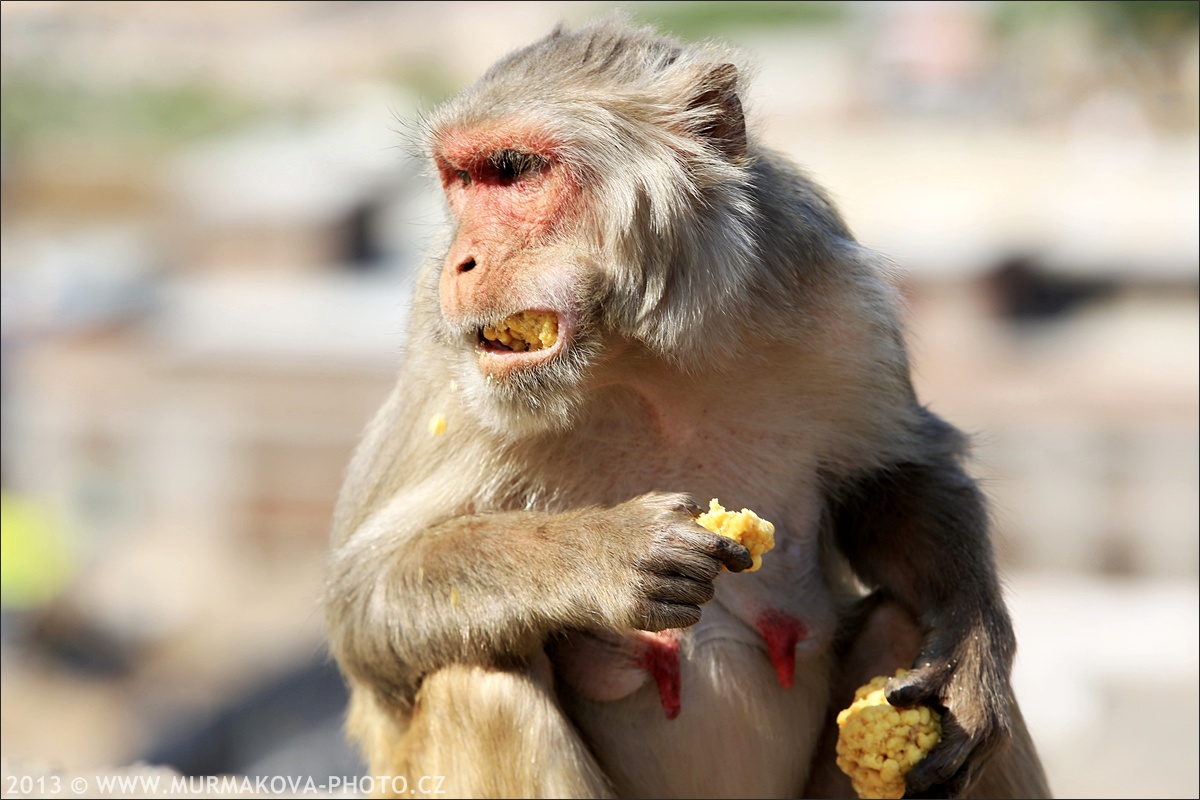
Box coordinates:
[883,605,1014,798]
[606,492,755,632]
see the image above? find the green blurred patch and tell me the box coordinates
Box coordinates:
[627,1,844,41]
[385,57,462,109]
[995,1,1199,43]
[0,74,263,153]
[1,491,75,609]
[1095,0,1200,42]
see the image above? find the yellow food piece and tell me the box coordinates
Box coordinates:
[429,413,448,436]
[695,498,775,572]
[482,311,558,352]
[836,670,942,799]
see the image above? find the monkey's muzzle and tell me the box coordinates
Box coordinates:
[481,311,559,353]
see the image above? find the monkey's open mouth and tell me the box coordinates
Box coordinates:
[480,311,559,353]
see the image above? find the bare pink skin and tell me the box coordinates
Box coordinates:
[433,123,588,387]
[755,609,809,689]
[637,630,683,720]
[434,124,580,323]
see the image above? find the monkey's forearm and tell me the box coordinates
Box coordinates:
[326,493,748,706]
[327,507,619,704]
[833,459,1014,669]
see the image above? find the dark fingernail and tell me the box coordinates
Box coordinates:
[722,542,753,572]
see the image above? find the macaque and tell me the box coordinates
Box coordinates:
[326,18,1050,799]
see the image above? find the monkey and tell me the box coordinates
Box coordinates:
[325,18,1051,800]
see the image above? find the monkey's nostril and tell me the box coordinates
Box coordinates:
[458,258,477,274]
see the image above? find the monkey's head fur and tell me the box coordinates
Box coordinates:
[419,18,876,436]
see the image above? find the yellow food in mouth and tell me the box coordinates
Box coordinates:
[695,499,776,572]
[835,670,943,799]
[482,311,558,353]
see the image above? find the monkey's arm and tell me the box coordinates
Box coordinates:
[830,411,1015,797]
[326,492,750,708]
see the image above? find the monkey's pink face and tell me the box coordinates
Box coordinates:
[434,126,585,383]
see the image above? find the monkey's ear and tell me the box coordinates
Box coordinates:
[686,63,747,161]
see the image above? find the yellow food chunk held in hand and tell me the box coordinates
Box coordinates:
[836,669,942,799]
[695,499,775,572]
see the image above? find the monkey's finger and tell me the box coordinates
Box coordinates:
[904,752,954,797]
[643,491,703,518]
[885,666,943,707]
[643,573,715,607]
[902,782,950,800]
[637,600,702,632]
[907,754,972,799]
[671,495,704,517]
[643,535,724,582]
[692,532,753,573]
[904,715,972,795]
[930,761,974,799]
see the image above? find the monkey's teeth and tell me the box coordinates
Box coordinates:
[481,311,559,353]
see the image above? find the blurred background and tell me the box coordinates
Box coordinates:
[0,1,1195,797]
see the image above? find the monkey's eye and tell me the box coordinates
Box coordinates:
[456,170,471,187]
[487,150,549,185]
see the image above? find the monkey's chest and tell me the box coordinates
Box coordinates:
[553,413,822,522]
[552,600,835,798]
